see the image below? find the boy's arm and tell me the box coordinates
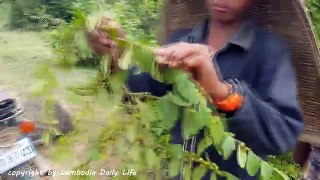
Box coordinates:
[226,42,304,155]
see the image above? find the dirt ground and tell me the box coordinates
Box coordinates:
[0,4,105,179]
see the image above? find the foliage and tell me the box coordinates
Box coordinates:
[32,4,291,179]
[307,0,320,39]
[7,0,94,30]
[268,152,301,180]
[49,0,163,68]
[9,0,50,30]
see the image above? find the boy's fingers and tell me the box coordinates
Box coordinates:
[154,43,197,63]
[170,48,195,62]
[153,42,180,56]
[155,56,168,64]
[183,54,202,67]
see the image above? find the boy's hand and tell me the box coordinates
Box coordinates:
[87,29,116,55]
[154,42,230,101]
[87,18,125,56]
[154,42,214,78]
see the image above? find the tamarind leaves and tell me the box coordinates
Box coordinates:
[158,97,180,130]
[221,136,236,160]
[167,93,191,107]
[224,172,240,180]
[272,169,290,180]
[210,172,217,180]
[192,166,207,180]
[162,69,180,84]
[168,158,181,177]
[174,74,201,105]
[119,45,133,70]
[197,136,212,156]
[237,145,247,169]
[208,117,224,147]
[182,108,207,139]
[246,151,261,176]
[132,45,156,73]
[260,161,273,180]
[168,144,183,159]
[145,148,157,168]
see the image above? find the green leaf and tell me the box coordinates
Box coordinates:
[168,144,183,159]
[210,172,217,180]
[237,146,247,169]
[260,161,273,180]
[192,166,207,180]
[132,45,155,73]
[224,172,240,180]
[184,167,192,180]
[162,69,181,83]
[158,97,179,130]
[168,158,181,177]
[208,117,224,146]
[272,169,289,180]
[138,101,159,128]
[197,135,212,156]
[167,93,191,107]
[174,74,201,105]
[182,108,207,139]
[145,149,157,168]
[119,45,133,70]
[246,151,261,176]
[221,136,236,160]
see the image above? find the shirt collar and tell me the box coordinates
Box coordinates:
[186,17,256,51]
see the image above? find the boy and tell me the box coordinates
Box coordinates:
[88,0,304,179]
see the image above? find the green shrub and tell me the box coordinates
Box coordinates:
[9,0,48,30]
[268,152,301,179]
[307,0,320,39]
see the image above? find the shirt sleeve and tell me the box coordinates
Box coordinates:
[126,29,191,96]
[226,43,304,155]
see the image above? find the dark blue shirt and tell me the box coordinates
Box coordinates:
[127,19,304,179]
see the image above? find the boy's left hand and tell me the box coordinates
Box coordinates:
[154,42,230,101]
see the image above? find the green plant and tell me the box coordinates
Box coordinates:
[33,4,291,179]
[268,152,301,180]
[307,0,320,39]
[9,0,50,30]
[49,0,163,68]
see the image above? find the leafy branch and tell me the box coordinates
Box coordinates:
[34,2,290,180]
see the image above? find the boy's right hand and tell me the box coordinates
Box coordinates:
[87,18,125,56]
[87,29,116,55]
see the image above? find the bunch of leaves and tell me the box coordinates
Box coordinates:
[36,7,291,178]
[268,152,301,180]
[48,0,164,68]
[307,0,320,40]
[48,6,100,68]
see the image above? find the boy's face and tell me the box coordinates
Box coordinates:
[205,0,254,23]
